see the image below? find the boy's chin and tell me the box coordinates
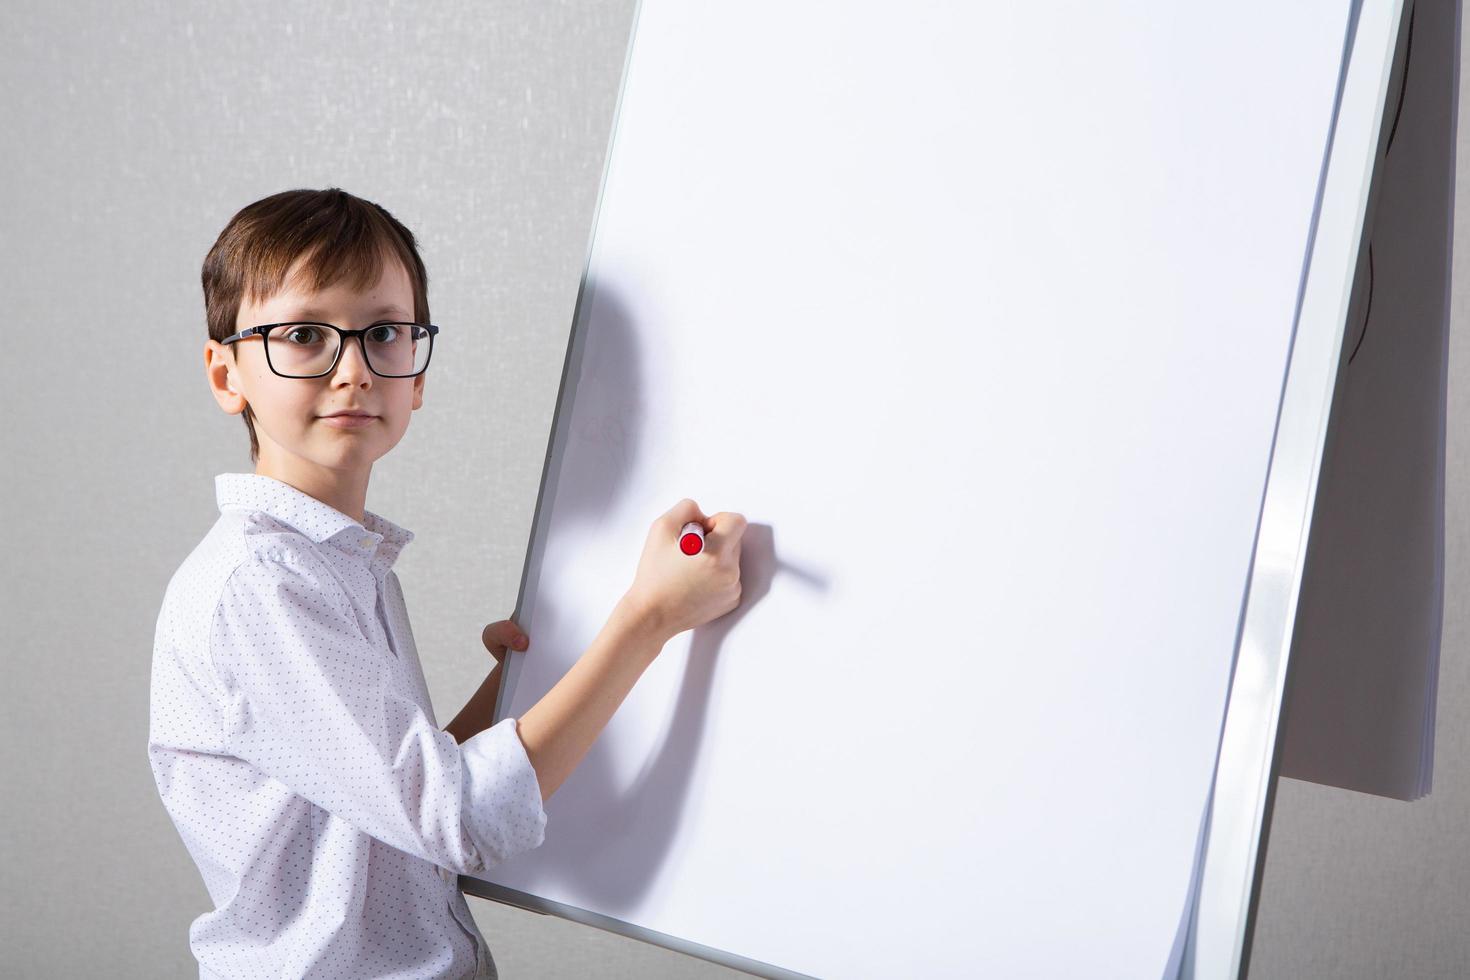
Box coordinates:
[301,437,385,468]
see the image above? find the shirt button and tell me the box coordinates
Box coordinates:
[360,537,374,549]
[438,866,453,884]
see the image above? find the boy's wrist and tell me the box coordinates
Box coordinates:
[613,590,672,649]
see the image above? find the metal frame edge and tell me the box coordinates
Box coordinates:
[1181,1,1407,976]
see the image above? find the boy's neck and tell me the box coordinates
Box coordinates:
[255,455,371,525]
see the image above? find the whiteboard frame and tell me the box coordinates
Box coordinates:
[467,2,1412,978]
[1181,0,1408,976]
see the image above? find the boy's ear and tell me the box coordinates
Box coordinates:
[204,340,248,415]
[412,369,425,410]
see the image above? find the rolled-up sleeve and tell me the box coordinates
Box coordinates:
[208,548,547,875]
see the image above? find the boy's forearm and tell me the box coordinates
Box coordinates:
[515,594,670,802]
[444,667,503,745]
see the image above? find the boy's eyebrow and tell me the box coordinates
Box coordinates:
[284,304,412,322]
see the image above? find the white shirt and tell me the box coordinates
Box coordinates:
[148,473,547,979]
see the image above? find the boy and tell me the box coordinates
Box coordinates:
[147,187,746,979]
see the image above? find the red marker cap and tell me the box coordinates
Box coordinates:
[679,521,705,555]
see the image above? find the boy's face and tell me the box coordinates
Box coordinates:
[204,251,425,482]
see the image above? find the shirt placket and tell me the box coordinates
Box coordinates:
[446,891,490,977]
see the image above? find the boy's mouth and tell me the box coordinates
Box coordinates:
[318,411,378,428]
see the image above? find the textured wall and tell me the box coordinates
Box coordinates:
[0,1,732,976]
[0,1,1462,977]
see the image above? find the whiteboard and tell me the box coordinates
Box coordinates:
[485,2,1357,976]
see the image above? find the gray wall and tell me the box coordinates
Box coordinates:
[0,2,1461,977]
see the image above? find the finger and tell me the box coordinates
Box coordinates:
[482,620,529,653]
[660,498,708,533]
[705,512,748,552]
[480,622,508,655]
[708,512,747,536]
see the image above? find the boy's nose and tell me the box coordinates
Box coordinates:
[333,337,374,382]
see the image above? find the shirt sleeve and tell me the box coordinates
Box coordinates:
[208,548,547,876]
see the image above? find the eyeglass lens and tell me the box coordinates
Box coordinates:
[264,323,431,378]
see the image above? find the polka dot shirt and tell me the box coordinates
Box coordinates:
[147,473,547,979]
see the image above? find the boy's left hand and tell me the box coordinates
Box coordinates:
[481,619,529,666]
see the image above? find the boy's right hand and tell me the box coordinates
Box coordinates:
[624,498,746,643]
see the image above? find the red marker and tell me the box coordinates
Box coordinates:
[679,521,705,555]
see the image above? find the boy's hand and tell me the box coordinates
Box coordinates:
[481,619,530,666]
[624,498,746,643]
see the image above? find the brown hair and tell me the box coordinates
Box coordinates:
[202,187,431,462]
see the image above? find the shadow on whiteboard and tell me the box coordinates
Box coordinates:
[528,522,837,914]
[553,279,645,530]
[514,280,833,914]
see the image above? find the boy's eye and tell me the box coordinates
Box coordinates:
[281,325,324,345]
[367,324,400,344]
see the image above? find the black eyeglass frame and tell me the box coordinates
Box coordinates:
[219,321,440,379]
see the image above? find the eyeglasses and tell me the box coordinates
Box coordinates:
[220,321,439,379]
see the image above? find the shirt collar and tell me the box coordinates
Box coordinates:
[215,472,414,574]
